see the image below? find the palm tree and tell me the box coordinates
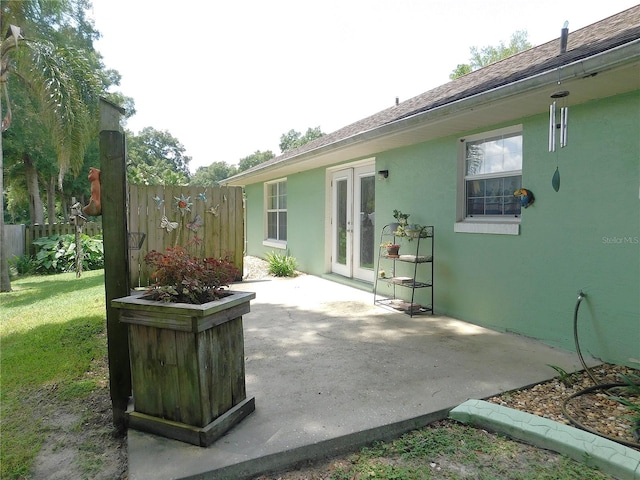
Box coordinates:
[1,21,101,291]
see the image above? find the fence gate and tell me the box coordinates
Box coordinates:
[127,184,244,288]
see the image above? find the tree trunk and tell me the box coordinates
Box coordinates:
[61,194,69,222]
[46,175,56,224]
[24,153,44,225]
[1,47,11,291]
[0,102,11,292]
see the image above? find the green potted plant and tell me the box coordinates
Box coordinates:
[390,211,428,239]
[111,246,255,447]
[391,209,409,232]
[404,223,423,238]
[391,210,411,237]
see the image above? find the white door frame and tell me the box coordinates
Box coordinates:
[352,165,375,282]
[328,159,375,282]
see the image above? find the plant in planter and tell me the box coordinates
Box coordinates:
[403,223,427,239]
[144,246,239,303]
[393,209,409,225]
[381,241,401,257]
[391,209,409,232]
[390,211,428,240]
[391,209,410,237]
[111,246,256,447]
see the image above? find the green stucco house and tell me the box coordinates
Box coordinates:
[224,6,640,367]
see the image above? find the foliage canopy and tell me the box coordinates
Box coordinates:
[450,30,532,80]
[279,126,324,153]
[126,127,192,185]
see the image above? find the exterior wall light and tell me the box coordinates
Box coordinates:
[377,170,389,180]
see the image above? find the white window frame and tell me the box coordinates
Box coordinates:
[455,125,522,235]
[263,178,287,249]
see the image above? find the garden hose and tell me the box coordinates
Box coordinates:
[573,291,599,386]
[560,290,640,449]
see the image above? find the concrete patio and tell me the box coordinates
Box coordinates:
[127,273,598,480]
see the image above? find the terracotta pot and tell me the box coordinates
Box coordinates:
[387,246,400,257]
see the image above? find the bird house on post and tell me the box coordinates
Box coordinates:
[98,97,131,432]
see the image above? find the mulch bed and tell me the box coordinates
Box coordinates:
[487,363,640,449]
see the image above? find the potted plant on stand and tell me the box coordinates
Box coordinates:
[391,209,410,234]
[391,211,427,240]
[403,223,425,239]
[111,246,255,447]
[381,241,401,257]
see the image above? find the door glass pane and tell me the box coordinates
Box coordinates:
[336,179,347,265]
[359,175,375,269]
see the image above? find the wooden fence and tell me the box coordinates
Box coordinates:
[127,184,244,287]
[5,185,244,286]
[4,224,26,260]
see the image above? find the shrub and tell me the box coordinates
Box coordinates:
[143,246,240,304]
[32,234,104,274]
[265,251,298,277]
[9,254,37,276]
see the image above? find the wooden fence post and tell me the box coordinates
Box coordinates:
[99,98,130,431]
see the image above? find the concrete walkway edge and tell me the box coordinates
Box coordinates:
[182,408,452,480]
[449,399,640,480]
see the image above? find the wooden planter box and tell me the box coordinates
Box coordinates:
[111,290,256,447]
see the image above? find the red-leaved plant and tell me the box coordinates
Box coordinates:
[144,246,240,304]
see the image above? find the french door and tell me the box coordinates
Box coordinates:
[331,165,376,282]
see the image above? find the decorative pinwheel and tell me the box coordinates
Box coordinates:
[174,194,192,216]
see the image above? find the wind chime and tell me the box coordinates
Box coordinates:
[549,22,570,192]
[549,90,569,192]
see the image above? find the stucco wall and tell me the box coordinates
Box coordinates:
[244,91,639,366]
[244,167,328,274]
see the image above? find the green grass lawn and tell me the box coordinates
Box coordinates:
[0,270,108,479]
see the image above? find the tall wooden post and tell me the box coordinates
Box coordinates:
[99,98,130,430]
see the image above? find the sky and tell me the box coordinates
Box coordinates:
[90,0,639,173]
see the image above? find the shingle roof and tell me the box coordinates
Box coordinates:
[227,5,640,180]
